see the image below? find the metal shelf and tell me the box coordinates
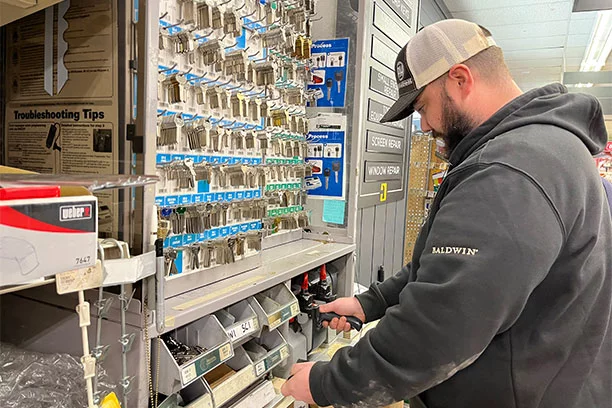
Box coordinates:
[0,174,158,191]
[0,0,62,27]
[156,239,356,335]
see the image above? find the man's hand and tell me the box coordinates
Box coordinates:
[280,362,315,404]
[319,297,365,332]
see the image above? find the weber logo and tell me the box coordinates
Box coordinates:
[60,205,92,221]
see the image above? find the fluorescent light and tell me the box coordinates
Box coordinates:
[575,82,594,87]
[580,10,612,72]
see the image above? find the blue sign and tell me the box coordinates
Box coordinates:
[307,38,349,108]
[306,130,346,199]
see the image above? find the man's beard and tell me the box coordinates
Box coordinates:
[432,88,476,157]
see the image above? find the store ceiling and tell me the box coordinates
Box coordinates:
[440,0,610,91]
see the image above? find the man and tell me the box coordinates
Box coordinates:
[281,19,612,408]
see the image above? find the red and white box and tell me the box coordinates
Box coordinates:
[0,195,98,286]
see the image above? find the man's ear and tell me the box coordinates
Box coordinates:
[446,64,475,100]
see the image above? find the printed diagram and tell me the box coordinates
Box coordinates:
[0,237,39,277]
[306,159,323,174]
[324,143,342,158]
[46,123,62,151]
[307,38,349,108]
[308,143,324,158]
[327,52,346,67]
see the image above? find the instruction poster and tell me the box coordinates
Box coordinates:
[306,114,347,200]
[308,38,349,108]
[4,0,119,234]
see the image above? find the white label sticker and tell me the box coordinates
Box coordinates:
[219,343,232,361]
[280,346,289,360]
[81,355,96,379]
[255,361,266,376]
[268,317,281,328]
[181,364,197,384]
[56,260,103,294]
[290,302,299,317]
[228,318,257,341]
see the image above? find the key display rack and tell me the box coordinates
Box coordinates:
[0,0,416,407]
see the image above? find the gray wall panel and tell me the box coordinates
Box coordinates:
[372,204,387,282]
[383,202,396,278]
[393,197,407,272]
[358,207,376,286]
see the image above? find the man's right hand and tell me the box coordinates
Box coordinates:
[319,297,366,332]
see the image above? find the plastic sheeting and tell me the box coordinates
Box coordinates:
[0,343,114,408]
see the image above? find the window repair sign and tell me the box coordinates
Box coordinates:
[308,38,349,108]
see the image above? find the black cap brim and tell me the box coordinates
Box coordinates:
[380,87,423,123]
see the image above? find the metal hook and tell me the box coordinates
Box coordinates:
[180,66,193,76]
[157,109,168,117]
[248,49,261,58]
[225,119,237,126]
[202,75,221,84]
[245,15,267,25]
[218,0,232,5]
[219,33,229,41]
[189,72,209,83]
[241,10,257,19]
[200,29,215,38]
[235,2,246,11]
[252,55,268,63]
[218,78,233,86]
[243,85,255,92]
[164,19,184,29]
[310,16,323,22]
[159,11,168,20]
[224,41,239,49]
[233,122,247,129]
[227,83,244,91]
[263,18,282,29]
[159,63,178,73]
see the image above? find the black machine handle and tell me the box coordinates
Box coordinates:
[318,311,363,331]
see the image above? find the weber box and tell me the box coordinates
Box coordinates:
[0,195,98,285]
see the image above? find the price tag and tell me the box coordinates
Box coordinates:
[81,355,96,379]
[255,361,266,377]
[219,343,232,361]
[181,364,197,384]
[290,302,299,317]
[280,346,289,360]
[56,260,103,294]
[228,318,258,340]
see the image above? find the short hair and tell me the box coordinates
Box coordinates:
[464,46,512,82]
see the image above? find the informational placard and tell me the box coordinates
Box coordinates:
[382,0,413,27]
[4,0,120,234]
[306,114,347,200]
[366,131,404,155]
[370,67,399,100]
[308,38,350,108]
[373,4,411,47]
[371,36,398,70]
[364,161,403,182]
[368,99,405,129]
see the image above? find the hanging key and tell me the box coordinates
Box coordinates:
[199,40,225,66]
[197,1,213,29]
[245,131,255,150]
[165,250,179,276]
[223,9,242,37]
[211,6,224,30]
[164,74,188,104]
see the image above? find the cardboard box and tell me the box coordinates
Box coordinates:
[0,195,97,285]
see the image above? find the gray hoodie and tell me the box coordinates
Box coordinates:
[310,84,612,408]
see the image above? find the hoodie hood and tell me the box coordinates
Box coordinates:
[448,83,608,166]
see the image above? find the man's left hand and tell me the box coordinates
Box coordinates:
[280,362,315,404]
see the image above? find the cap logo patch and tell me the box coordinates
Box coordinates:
[396,61,405,81]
